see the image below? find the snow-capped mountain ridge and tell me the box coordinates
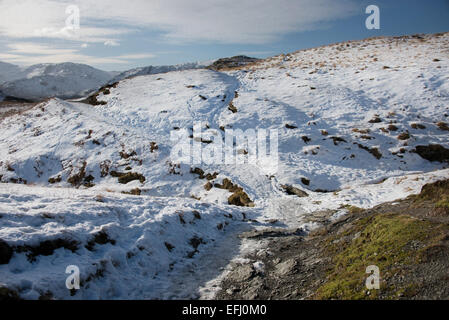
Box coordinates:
[0,62,115,101]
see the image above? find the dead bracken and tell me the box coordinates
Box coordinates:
[110,171,146,184]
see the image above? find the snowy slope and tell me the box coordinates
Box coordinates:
[0,63,114,101]
[110,61,208,83]
[0,32,449,299]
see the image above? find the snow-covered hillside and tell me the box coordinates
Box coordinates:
[0,32,448,299]
[110,61,209,83]
[0,63,115,101]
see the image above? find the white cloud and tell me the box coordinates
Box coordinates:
[104,40,120,47]
[0,42,154,67]
[0,0,359,44]
[7,42,76,55]
[117,53,156,60]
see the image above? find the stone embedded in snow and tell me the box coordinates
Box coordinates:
[281,185,309,198]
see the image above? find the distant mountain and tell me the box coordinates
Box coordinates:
[0,61,24,84]
[0,62,115,101]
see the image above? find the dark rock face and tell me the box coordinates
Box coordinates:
[414,145,449,162]
[0,240,13,265]
[207,56,259,71]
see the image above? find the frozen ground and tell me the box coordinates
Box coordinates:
[0,32,448,299]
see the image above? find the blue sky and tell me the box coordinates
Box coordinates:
[0,0,448,71]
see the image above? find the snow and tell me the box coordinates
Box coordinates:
[0,32,448,299]
[0,183,257,299]
[110,61,210,83]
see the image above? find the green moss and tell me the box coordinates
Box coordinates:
[413,179,449,203]
[315,213,441,300]
[340,204,364,214]
[435,199,449,209]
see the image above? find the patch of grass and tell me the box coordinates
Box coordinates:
[302,136,311,144]
[204,182,213,191]
[67,162,87,187]
[411,123,426,130]
[85,231,116,251]
[315,213,442,300]
[435,199,449,211]
[214,178,254,207]
[357,144,382,159]
[228,190,255,207]
[331,136,347,146]
[228,102,238,113]
[122,188,142,196]
[48,176,61,184]
[437,122,449,131]
[412,179,449,215]
[190,167,218,180]
[340,204,364,214]
[414,144,449,162]
[397,132,411,140]
[369,116,382,124]
[17,238,79,262]
[352,128,370,134]
[413,179,449,202]
[119,150,137,159]
[388,124,399,132]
